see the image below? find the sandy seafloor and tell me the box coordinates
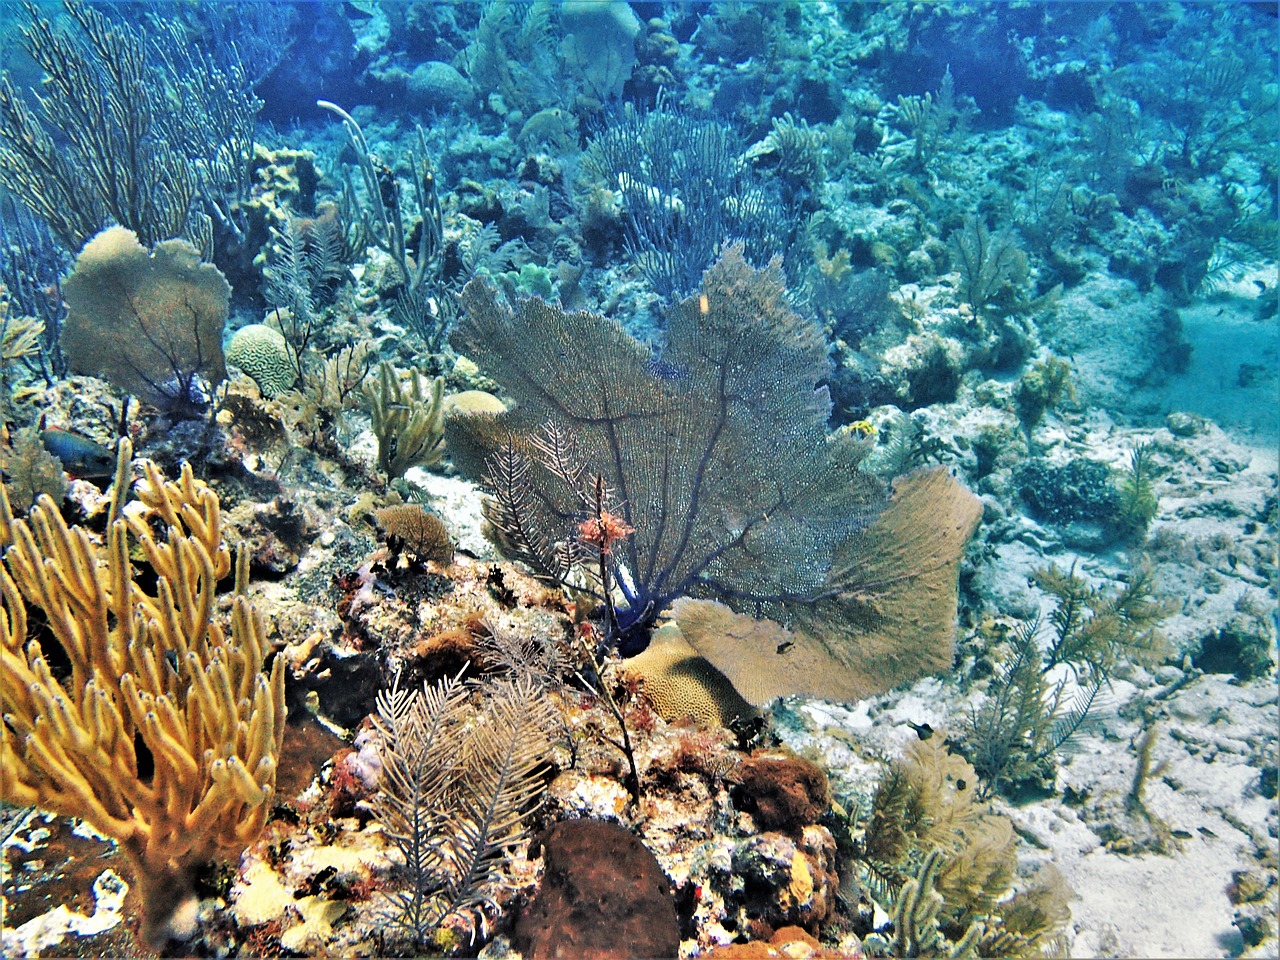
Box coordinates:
[776,288,1278,958]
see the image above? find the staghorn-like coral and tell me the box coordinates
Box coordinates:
[0,439,285,947]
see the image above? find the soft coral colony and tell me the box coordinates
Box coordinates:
[0,2,1021,956]
[449,246,982,703]
[4,0,1270,957]
[0,442,284,947]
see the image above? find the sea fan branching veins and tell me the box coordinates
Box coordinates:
[450,246,981,703]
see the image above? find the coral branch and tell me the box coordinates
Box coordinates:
[0,439,284,946]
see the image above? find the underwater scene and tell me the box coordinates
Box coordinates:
[0,1,1276,958]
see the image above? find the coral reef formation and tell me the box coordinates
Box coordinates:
[0,2,1274,957]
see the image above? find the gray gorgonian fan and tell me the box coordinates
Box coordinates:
[448,245,981,704]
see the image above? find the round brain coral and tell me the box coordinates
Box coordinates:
[373,504,454,563]
[622,622,760,731]
[227,324,295,398]
[442,389,506,417]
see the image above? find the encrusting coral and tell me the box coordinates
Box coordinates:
[0,439,285,947]
[621,621,760,731]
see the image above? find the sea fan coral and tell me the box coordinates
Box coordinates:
[450,246,981,703]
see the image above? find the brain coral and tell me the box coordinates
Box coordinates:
[442,389,506,418]
[227,324,295,398]
[622,622,760,731]
[373,504,453,563]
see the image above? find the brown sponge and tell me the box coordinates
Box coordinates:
[514,819,679,960]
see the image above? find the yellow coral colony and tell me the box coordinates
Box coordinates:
[0,440,285,946]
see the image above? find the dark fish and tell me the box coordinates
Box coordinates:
[41,428,116,479]
[906,720,934,740]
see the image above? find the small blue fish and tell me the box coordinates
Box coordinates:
[41,428,116,479]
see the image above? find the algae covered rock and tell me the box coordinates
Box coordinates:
[514,819,679,960]
[732,753,831,832]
